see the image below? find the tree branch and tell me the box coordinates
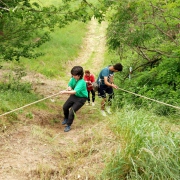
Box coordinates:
[0,6,9,11]
[137,46,179,58]
[123,58,161,80]
[136,46,151,62]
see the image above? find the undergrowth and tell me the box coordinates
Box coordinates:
[101,105,180,180]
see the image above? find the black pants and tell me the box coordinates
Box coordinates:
[63,95,87,126]
[98,85,114,105]
[87,89,95,103]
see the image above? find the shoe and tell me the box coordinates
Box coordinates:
[64,125,71,132]
[101,110,107,117]
[106,107,112,114]
[92,102,95,106]
[86,102,90,105]
[62,119,67,125]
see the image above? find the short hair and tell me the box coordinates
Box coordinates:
[113,63,123,71]
[71,66,84,79]
[85,70,90,74]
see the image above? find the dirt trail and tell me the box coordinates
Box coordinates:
[0,19,116,180]
[64,18,107,76]
[22,18,107,96]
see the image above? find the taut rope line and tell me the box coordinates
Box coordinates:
[0,87,179,118]
[0,91,63,118]
[117,87,180,110]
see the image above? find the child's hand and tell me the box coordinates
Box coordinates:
[112,84,118,89]
[60,90,66,94]
[67,87,72,91]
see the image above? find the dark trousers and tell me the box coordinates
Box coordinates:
[98,85,114,105]
[87,89,95,103]
[63,95,87,126]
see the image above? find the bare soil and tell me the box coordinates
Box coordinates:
[0,19,117,180]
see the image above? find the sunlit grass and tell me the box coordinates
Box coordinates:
[21,21,87,78]
[101,105,180,179]
[31,125,57,143]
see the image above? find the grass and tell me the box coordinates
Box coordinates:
[21,21,87,78]
[101,105,180,179]
[0,1,179,179]
[0,18,88,129]
[1,26,179,180]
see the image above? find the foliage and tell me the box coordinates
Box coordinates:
[21,21,87,78]
[0,65,32,92]
[103,0,180,114]
[0,0,105,61]
[101,106,180,179]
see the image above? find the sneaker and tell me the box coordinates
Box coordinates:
[101,110,107,117]
[64,125,71,132]
[86,102,90,105]
[92,102,95,106]
[62,119,67,125]
[106,107,112,114]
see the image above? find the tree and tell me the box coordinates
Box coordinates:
[104,0,180,113]
[0,0,104,61]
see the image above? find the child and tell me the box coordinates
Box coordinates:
[60,66,88,132]
[84,70,96,106]
[96,63,123,116]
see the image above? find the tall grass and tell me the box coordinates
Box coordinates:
[101,105,180,179]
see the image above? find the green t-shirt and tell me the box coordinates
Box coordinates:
[68,78,88,98]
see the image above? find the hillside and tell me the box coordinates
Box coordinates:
[0,18,119,180]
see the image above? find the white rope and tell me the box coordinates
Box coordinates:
[0,91,63,118]
[0,87,179,118]
[117,87,180,110]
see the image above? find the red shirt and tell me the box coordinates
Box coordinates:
[84,74,95,91]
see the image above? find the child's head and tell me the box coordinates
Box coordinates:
[71,66,84,79]
[113,63,123,72]
[85,70,90,76]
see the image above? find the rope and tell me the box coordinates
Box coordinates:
[117,87,180,110]
[0,87,179,118]
[0,91,63,118]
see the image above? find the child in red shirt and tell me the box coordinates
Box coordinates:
[84,70,96,106]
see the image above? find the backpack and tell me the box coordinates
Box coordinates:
[92,82,99,92]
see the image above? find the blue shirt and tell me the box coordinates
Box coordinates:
[96,66,114,85]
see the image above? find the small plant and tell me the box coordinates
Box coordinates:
[0,64,32,92]
[26,112,34,119]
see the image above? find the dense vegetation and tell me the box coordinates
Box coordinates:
[101,0,180,115]
[0,0,179,179]
[0,0,101,61]
[1,0,179,114]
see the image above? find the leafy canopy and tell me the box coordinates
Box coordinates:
[104,0,180,114]
[0,0,104,61]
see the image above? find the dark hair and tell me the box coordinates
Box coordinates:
[113,63,123,71]
[71,66,84,79]
[85,70,90,74]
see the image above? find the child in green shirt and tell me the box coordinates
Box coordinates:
[60,66,88,132]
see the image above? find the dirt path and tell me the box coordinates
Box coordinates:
[21,18,107,96]
[0,19,116,180]
[64,18,107,76]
